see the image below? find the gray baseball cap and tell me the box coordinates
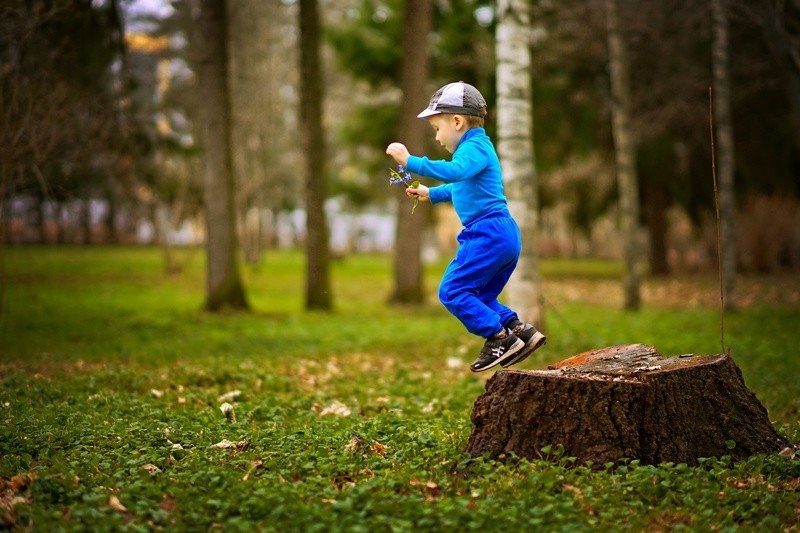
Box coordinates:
[417,81,487,119]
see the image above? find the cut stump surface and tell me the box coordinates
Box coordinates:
[465,344,789,466]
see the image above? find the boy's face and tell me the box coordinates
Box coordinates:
[427,114,466,154]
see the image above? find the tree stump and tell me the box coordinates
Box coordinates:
[465,344,790,466]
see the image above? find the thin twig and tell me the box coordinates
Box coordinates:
[708,87,727,355]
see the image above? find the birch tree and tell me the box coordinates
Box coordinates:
[496,0,543,325]
[712,0,737,310]
[194,0,249,311]
[604,0,641,310]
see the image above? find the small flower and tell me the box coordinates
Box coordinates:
[389,165,412,185]
[388,164,420,214]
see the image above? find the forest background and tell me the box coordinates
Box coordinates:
[3,0,799,300]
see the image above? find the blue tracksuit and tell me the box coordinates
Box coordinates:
[405,127,521,338]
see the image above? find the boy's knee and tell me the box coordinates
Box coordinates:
[438,284,451,306]
[438,283,459,309]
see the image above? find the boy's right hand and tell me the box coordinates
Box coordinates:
[386,142,410,166]
[407,183,429,202]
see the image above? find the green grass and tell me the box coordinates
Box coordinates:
[1,246,798,531]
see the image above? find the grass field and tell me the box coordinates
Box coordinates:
[1,246,798,531]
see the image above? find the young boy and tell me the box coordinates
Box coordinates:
[386,81,546,372]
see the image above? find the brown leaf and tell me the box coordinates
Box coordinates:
[344,435,365,453]
[7,475,28,493]
[142,464,161,474]
[159,494,178,513]
[211,439,249,452]
[371,441,388,456]
[108,495,128,513]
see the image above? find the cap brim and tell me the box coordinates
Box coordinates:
[416,108,441,119]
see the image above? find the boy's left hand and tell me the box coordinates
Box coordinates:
[386,142,410,166]
[406,184,429,202]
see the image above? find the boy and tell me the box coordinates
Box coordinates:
[386,81,546,372]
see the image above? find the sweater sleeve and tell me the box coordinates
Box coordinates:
[405,141,488,184]
[428,184,452,205]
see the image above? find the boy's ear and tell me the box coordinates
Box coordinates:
[453,114,465,130]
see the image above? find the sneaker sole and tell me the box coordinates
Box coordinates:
[470,337,525,373]
[501,332,546,368]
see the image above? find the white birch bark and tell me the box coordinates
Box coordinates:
[605,0,641,310]
[712,0,737,311]
[496,0,543,325]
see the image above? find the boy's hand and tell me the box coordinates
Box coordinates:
[407,183,429,202]
[386,142,410,166]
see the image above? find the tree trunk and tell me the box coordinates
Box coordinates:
[299,0,332,311]
[80,197,92,245]
[712,0,737,311]
[391,0,431,305]
[228,0,273,266]
[105,188,118,244]
[496,0,544,326]
[194,0,249,311]
[646,180,669,276]
[605,0,641,310]
[465,344,789,467]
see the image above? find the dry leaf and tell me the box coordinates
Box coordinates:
[142,464,161,474]
[318,400,351,417]
[211,439,250,452]
[8,475,28,493]
[220,402,236,423]
[344,435,365,453]
[446,357,463,369]
[159,494,178,513]
[371,441,388,456]
[242,460,264,481]
[108,495,128,513]
[217,390,242,403]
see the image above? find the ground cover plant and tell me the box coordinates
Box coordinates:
[1,246,799,531]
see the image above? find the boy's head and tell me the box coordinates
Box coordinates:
[417,81,487,126]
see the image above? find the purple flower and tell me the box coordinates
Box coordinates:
[388,164,420,214]
[389,165,412,186]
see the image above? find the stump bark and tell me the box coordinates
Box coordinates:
[465,344,789,466]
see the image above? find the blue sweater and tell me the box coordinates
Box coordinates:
[405,128,508,226]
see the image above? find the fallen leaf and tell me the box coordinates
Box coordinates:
[220,402,236,423]
[8,475,28,493]
[344,435,365,453]
[211,439,250,452]
[159,494,178,513]
[242,460,264,481]
[108,495,128,513]
[319,400,351,417]
[217,390,242,403]
[446,357,463,369]
[142,464,161,474]
[371,441,388,456]
[779,447,797,459]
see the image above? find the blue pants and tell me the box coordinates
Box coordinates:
[438,214,521,338]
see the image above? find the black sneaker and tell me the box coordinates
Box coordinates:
[470,330,525,372]
[501,319,546,368]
